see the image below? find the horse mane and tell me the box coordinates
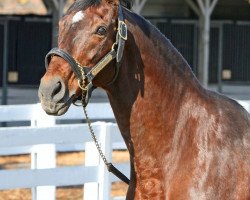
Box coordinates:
[67,0,133,14]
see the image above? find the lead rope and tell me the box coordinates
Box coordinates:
[81,92,130,185]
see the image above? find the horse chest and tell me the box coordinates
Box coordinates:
[132,159,166,199]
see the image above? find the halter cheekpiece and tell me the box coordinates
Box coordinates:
[45,4,127,107]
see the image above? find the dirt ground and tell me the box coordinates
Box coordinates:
[0,151,129,200]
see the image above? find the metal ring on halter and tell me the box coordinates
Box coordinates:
[78,79,88,91]
[111,42,118,51]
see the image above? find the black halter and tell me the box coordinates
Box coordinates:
[45,4,127,106]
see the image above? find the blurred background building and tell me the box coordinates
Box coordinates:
[0,0,250,104]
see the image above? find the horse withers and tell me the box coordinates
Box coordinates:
[38,0,250,199]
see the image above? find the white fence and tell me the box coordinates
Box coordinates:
[0,103,130,200]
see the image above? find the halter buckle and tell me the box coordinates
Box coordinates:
[118,21,127,41]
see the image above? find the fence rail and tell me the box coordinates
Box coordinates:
[0,103,129,200]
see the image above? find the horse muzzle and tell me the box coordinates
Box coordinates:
[38,75,74,115]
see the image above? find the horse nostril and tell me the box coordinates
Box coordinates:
[39,76,66,103]
[52,80,66,102]
[52,81,62,97]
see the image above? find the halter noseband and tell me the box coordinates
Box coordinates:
[45,4,127,107]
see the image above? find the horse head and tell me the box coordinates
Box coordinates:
[38,0,130,115]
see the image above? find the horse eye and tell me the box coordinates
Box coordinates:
[96,26,107,36]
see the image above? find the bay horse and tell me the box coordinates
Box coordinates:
[38,0,250,199]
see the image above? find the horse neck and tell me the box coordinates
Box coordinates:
[106,11,202,155]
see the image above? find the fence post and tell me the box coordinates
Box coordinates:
[84,122,112,200]
[31,104,56,200]
[31,104,56,127]
[31,144,56,200]
[84,142,99,200]
[98,122,112,200]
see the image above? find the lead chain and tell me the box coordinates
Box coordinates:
[82,100,109,167]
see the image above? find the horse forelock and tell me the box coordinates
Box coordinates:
[66,0,101,14]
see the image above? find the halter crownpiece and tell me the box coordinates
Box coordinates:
[45,4,127,107]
